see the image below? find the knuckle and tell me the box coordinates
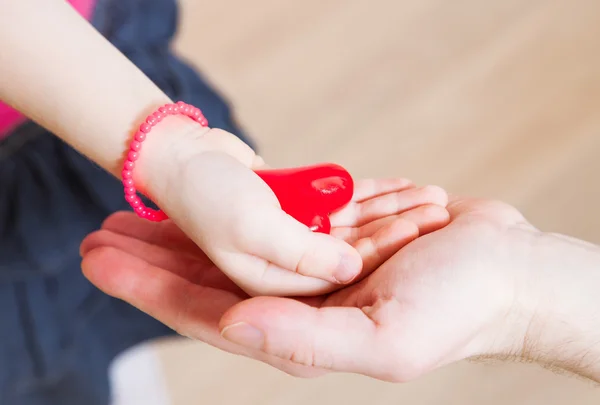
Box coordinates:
[294,243,320,276]
[287,347,333,370]
[289,348,315,368]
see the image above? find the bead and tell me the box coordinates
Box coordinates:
[130,141,142,152]
[127,151,139,161]
[123,101,207,222]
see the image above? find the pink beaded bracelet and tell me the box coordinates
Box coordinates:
[122,101,209,222]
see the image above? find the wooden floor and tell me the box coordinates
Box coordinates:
[155,0,600,403]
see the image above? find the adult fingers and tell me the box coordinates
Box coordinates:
[352,205,450,280]
[332,204,450,244]
[351,178,415,202]
[100,211,201,254]
[80,230,243,294]
[331,185,448,228]
[81,247,326,378]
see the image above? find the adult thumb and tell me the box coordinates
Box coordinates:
[219,297,395,379]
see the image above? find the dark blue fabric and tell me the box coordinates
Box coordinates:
[0,0,253,403]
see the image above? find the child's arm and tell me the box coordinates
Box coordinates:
[0,0,364,295]
[0,0,198,195]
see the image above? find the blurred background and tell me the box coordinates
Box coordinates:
[118,0,600,404]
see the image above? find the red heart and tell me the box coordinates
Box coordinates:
[254,163,354,234]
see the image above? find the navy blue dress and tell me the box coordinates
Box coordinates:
[0,1,253,404]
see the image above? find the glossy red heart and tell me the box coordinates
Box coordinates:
[254,163,354,234]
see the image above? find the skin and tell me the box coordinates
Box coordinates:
[0,0,448,296]
[81,194,600,382]
[80,179,451,376]
[7,1,599,383]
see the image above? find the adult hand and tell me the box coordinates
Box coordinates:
[216,196,600,382]
[80,178,450,376]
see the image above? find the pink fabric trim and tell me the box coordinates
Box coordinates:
[0,0,96,139]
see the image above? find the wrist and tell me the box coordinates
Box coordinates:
[133,112,209,199]
[517,231,600,380]
[131,110,259,213]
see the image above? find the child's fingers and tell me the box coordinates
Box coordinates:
[352,178,415,202]
[166,152,363,295]
[220,207,360,296]
[331,185,448,228]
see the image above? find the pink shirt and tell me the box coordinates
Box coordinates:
[0,0,96,139]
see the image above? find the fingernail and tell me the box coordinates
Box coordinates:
[333,254,360,284]
[221,322,264,350]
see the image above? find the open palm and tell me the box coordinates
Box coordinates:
[215,197,538,381]
[80,178,449,377]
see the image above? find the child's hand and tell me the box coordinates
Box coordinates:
[81,170,449,298]
[1,0,448,297]
[138,128,449,296]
